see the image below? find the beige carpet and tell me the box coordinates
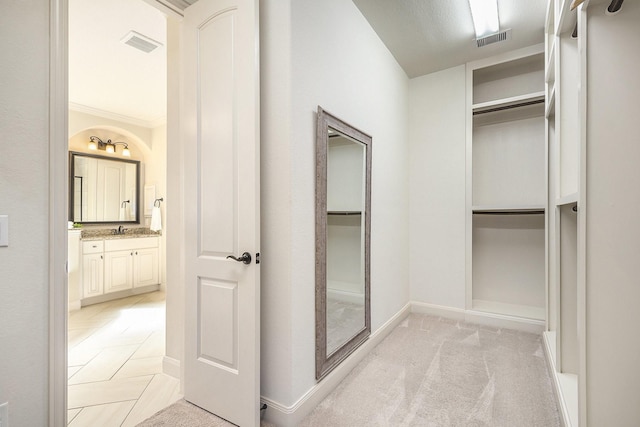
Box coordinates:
[139,314,560,426]
[136,399,275,426]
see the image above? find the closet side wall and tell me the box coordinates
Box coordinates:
[408,66,467,309]
[585,2,640,424]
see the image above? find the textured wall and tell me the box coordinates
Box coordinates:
[408,66,467,309]
[0,0,52,425]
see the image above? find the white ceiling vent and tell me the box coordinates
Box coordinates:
[475,29,512,48]
[121,31,163,53]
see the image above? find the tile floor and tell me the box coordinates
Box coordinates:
[67,291,182,426]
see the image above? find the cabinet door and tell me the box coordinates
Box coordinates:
[104,250,134,293]
[82,253,104,298]
[134,247,159,288]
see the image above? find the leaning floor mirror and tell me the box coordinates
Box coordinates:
[315,106,372,380]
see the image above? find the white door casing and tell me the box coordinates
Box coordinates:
[182,0,260,426]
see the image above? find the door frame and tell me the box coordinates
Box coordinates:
[48,1,185,425]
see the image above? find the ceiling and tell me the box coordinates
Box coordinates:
[69,0,546,126]
[352,0,547,78]
[69,0,167,127]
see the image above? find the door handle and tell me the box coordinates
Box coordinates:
[226,252,252,265]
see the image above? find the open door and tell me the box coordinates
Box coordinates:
[182,0,260,426]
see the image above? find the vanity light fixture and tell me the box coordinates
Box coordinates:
[468,0,500,38]
[88,136,131,156]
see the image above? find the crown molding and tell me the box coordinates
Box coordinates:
[69,102,166,129]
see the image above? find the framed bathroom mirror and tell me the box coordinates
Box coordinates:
[316,106,371,380]
[69,151,140,224]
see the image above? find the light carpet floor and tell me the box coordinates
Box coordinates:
[139,313,560,426]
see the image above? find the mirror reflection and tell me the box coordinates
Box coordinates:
[326,131,366,355]
[69,151,140,223]
[316,106,371,380]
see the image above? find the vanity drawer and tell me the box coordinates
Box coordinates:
[83,240,104,254]
[104,236,159,252]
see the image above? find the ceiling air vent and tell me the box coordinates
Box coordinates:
[475,29,511,48]
[121,31,163,53]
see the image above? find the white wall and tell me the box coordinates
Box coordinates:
[408,66,467,309]
[0,1,51,425]
[585,2,640,424]
[260,0,410,412]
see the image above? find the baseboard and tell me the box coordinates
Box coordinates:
[543,331,577,427]
[260,302,411,427]
[68,300,81,312]
[410,301,545,334]
[80,284,160,307]
[163,356,181,379]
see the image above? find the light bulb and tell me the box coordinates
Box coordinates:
[122,146,131,157]
[106,144,115,154]
[88,141,97,150]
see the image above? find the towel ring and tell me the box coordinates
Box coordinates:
[154,198,164,208]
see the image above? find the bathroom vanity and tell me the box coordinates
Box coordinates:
[68,229,161,309]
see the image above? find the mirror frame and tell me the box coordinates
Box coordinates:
[68,151,141,224]
[315,106,372,380]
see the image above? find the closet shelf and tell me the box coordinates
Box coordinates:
[546,43,556,83]
[555,0,577,36]
[555,192,578,206]
[473,205,545,215]
[472,91,546,115]
[546,87,556,118]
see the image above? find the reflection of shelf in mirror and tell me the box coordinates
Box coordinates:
[327,211,362,215]
[473,205,545,215]
[472,299,546,321]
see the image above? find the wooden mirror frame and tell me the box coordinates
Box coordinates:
[315,106,372,380]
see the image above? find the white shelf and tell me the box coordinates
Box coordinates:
[473,205,545,214]
[472,91,546,114]
[546,87,556,118]
[472,299,546,321]
[555,192,578,206]
[556,0,577,36]
[546,42,556,83]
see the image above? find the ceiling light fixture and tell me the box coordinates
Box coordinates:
[468,0,500,38]
[88,136,131,157]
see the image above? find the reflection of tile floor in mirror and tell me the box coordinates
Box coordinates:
[67,291,181,427]
[326,297,366,354]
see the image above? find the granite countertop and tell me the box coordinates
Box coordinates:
[80,227,162,240]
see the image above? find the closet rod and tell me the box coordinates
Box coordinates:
[472,98,545,116]
[473,210,544,215]
[327,211,362,216]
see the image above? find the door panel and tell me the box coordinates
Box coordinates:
[183,0,260,425]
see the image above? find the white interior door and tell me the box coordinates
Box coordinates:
[182,0,260,426]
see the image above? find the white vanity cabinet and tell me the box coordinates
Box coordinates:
[104,237,159,292]
[82,240,104,298]
[81,236,160,302]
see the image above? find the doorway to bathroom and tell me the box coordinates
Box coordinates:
[65,0,176,424]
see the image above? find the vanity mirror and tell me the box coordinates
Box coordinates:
[69,151,140,224]
[316,107,371,380]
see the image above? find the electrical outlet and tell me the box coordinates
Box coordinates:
[0,401,8,427]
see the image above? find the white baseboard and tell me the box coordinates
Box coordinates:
[163,356,181,379]
[260,303,411,427]
[410,301,545,334]
[543,331,577,427]
[68,300,81,312]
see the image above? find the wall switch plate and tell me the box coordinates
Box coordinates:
[0,215,8,247]
[0,401,8,427]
